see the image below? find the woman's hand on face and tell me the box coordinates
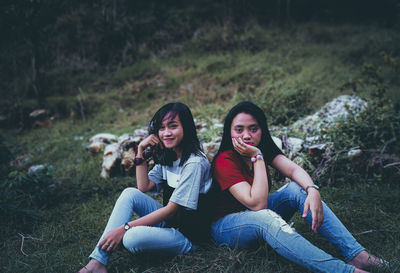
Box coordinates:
[232,137,260,158]
[99,226,125,252]
[138,134,161,152]
[302,189,324,233]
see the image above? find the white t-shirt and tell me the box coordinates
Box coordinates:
[148,153,212,210]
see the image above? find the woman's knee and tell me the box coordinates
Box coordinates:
[122,226,146,250]
[120,187,141,199]
[214,210,294,249]
[245,210,285,226]
[254,210,294,230]
[116,187,143,206]
[123,226,193,255]
[276,182,306,200]
[121,187,140,195]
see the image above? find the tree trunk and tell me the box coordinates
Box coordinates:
[31,53,39,98]
[31,48,44,106]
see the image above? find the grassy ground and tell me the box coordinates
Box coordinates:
[1,22,400,272]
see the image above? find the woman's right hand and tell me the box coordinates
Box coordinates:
[138,134,161,154]
[99,225,125,252]
[232,137,260,158]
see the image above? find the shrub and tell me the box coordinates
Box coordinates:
[322,90,400,186]
[0,135,12,177]
[0,165,60,221]
[234,87,316,126]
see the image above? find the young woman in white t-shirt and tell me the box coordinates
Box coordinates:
[78,102,212,273]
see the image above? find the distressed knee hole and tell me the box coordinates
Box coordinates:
[263,210,294,234]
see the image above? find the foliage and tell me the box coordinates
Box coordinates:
[0,0,398,105]
[0,165,59,221]
[321,89,400,186]
[0,135,13,177]
[234,87,316,126]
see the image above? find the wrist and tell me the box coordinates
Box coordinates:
[251,151,263,163]
[251,149,261,157]
[306,184,320,194]
[124,222,132,232]
[134,156,145,166]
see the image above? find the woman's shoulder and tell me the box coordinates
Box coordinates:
[185,152,210,165]
[215,150,239,165]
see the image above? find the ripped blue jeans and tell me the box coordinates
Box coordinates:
[89,188,194,266]
[211,182,364,273]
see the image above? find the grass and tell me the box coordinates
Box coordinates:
[1,21,400,272]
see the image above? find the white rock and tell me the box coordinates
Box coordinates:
[305,136,320,143]
[87,141,104,153]
[101,143,121,178]
[121,147,136,173]
[212,123,223,129]
[291,95,367,135]
[195,120,207,129]
[118,134,131,143]
[89,133,118,144]
[28,164,46,174]
[286,137,304,153]
[185,82,193,91]
[133,127,148,138]
[213,136,222,143]
[203,141,220,161]
[347,148,362,160]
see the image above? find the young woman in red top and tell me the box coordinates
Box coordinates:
[211,101,389,273]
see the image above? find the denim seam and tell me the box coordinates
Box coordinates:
[343,246,365,263]
[89,252,108,266]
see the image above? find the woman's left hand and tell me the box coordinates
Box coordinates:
[302,189,324,233]
[99,225,125,252]
[232,137,260,158]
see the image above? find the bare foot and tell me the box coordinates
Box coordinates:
[348,250,387,271]
[77,259,107,273]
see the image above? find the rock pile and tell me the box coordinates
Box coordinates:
[88,95,368,179]
[87,133,118,153]
[291,95,367,135]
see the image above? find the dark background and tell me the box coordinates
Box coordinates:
[1,0,399,105]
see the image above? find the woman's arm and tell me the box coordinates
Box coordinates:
[228,137,269,211]
[99,201,180,252]
[271,154,323,232]
[130,201,179,226]
[135,135,159,192]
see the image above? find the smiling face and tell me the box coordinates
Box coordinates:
[158,112,184,156]
[230,112,262,147]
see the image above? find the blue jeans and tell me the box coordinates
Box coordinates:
[89,188,194,266]
[211,182,365,273]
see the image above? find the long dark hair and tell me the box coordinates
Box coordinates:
[148,102,203,166]
[213,101,280,167]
